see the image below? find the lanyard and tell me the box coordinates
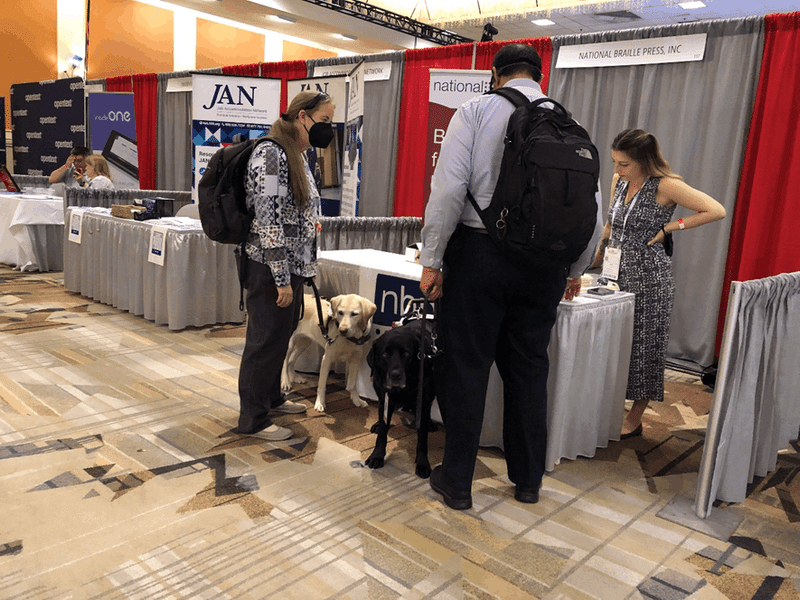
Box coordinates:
[611,181,643,243]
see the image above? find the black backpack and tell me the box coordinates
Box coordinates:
[197,136,281,244]
[466,87,600,268]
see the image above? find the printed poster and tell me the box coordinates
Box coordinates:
[341,62,365,217]
[87,93,139,188]
[425,69,490,208]
[191,73,281,200]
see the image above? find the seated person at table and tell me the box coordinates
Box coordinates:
[75,155,115,190]
[49,146,89,186]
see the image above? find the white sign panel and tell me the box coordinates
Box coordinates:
[191,74,281,200]
[313,61,392,81]
[287,76,347,123]
[341,62,365,217]
[556,33,707,69]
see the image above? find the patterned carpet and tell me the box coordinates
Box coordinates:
[0,265,798,599]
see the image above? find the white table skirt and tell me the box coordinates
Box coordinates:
[479,292,635,471]
[314,249,635,472]
[63,208,245,330]
[0,193,64,271]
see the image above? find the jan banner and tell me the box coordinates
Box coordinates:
[287,76,347,124]
[191,73,281,200]
[10,78,85,176]
[425,69,490,208]
[87,93,139,188]
[341,62,365,217]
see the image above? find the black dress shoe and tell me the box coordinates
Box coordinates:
[515,485,540,504]
[620,424,643,440]
[429,466,472,510]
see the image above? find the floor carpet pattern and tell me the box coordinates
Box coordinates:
[0,266,797,599]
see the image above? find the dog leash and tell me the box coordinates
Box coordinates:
[305,278,336,344]
[415,295,432,432]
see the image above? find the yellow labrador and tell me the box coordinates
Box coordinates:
[281,293,377,412]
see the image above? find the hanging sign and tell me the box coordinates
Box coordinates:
[556,33,707,68]
[341,61,365,217]
[425,69,490,208]
[191,73,281,201]
[312,61,392,81]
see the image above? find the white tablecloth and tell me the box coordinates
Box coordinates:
[0,192,64,271]
[63,208,245,330]
[315,249,636,472]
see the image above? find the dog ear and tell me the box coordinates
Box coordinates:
[366,345,375,371]
[329,295,340,318]
[363,299,378,320]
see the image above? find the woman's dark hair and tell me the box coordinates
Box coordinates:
[268,91,334,207]
[492,43,543,83]
[611,129,682,180]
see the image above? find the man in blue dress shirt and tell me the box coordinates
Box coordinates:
[419,44,604,510]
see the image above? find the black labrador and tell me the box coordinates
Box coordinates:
[365,318,436,478]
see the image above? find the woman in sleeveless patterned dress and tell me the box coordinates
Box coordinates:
[592,129,726,438]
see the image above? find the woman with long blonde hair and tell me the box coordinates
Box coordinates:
[236,90,336,441]
[76,154,115,190]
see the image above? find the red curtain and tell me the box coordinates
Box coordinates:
[131,73,158,190]
[260,60,308,113]
[223,63,260,76]
[392,43,475,217]
[105,75,132,92]
[474,37,554,94]
[716,12,800,352]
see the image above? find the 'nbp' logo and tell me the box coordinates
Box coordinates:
[373,274,423,327]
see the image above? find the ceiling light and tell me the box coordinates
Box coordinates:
[532,18,555,26]
[273,15,297,24]
[679,1,706,8]
[336,33,358,41]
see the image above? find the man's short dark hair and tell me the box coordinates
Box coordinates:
[71,146,90,157]
[492,44,543,83]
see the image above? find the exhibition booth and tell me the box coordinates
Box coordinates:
[2,11,798,516]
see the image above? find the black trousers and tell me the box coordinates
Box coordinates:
[237,258,304,434]
[437,227,566,491]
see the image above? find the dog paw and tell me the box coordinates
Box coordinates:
[351,396,368,408]
[294,375,308,384]
[314,400,326,412]
[281,382,293,393]
[415,463,432,479]
[365,455,385,469]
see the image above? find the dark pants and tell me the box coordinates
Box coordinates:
[437,228,566,491]
[237,258,304,434]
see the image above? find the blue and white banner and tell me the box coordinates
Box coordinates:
[191,73,281,199]
[87,93,139,188]
[10,78,85,176]
[341,62,365,217]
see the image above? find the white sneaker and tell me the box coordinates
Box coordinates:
[244,424,292,441]
[271,400,308,414]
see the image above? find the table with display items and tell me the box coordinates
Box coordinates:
[0,192,64,272]
[63,207,244,330]
[314,248,636,472]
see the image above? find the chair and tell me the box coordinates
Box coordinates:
[176,203,200,219]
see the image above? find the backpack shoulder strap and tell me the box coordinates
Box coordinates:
[487,86,530,108]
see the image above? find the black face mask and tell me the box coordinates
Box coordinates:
[305,116,334,149]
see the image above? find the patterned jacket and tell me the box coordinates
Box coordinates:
[244,139,319,287]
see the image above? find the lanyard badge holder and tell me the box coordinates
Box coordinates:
[603,185,640,282]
